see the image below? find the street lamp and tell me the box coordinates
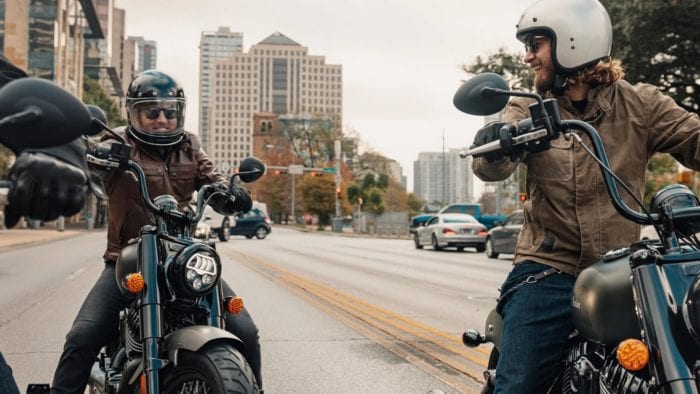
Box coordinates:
[266,144,302,224]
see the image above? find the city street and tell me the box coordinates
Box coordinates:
[0,226,513,393]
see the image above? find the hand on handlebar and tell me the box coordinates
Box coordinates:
[4,151,87,228]
[471,121,523,163]
[204,182,253,216]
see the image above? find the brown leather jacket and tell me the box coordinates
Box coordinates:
[473,79,700,275]
[96,128,223,262]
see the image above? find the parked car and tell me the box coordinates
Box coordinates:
[231,208,272,239]
[414,213,488,252]
[409,214,434,234]
[437,203,507,229]
[485,209,524,258]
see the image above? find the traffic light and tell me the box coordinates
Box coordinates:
[519,192,527,202]
[336,187,341,199]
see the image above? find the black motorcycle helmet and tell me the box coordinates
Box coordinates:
[125,70,186,147]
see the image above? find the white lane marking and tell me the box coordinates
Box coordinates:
[66,268,86,281]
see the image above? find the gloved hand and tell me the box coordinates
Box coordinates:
[4,151,87,228]
[205,182,253,215]
[471,121,523,163]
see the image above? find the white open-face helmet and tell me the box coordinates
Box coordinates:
[516,0,613,73]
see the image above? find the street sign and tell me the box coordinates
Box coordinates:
[322,167,336,173]
[288,164,304,175]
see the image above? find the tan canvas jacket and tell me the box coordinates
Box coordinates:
[473,79,700,275]
[96,128,223,262]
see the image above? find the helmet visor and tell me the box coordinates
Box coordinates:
[128,98,185,138]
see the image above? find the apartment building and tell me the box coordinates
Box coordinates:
[207,31,342,172]
[413,150,474,205]
[199,27,244,152]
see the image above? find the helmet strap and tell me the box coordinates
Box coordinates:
[551,73,568,96]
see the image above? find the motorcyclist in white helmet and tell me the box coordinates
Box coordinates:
[470,0,700,392]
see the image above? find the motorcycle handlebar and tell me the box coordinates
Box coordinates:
[462,115,700,227]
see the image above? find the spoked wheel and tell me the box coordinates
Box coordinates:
[161,343,258,394]
[255,226,268,239]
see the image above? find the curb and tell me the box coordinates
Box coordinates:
[0,229,86,252]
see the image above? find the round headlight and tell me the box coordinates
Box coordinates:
[167,243,221,297]
[684,275,700,345]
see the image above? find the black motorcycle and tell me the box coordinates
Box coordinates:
[84,121,264,393]
[455,73,700,393]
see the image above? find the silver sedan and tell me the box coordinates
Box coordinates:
[414,213,488,252]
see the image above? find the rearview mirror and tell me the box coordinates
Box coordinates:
[0,78,91,152]
[453,73,510,116]
[235,156,266,183]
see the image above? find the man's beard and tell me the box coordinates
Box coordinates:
[535,69,555,95]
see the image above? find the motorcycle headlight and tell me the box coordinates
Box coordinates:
[167,243,221,297]
[684,275,700,345]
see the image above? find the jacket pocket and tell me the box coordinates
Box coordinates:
[526,137,573,182]
[168,164,197,200]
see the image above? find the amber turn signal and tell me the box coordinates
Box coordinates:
[124,273,145,294]
[225,296,245,315]
[616,338,649,371]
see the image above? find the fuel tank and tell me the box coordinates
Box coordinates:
[571,248,641,345]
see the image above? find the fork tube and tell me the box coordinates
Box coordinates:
[632,263,698,393]
[139,227,165,393]
[208,284,225,328]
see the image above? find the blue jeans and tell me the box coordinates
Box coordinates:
[0,351,20,394]
[494,262,576,394]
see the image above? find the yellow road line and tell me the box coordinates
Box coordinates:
[228,250,493,389]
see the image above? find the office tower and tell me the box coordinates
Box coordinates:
[199,27,244,152]
[207,32,342,172]
[413,150,474,205]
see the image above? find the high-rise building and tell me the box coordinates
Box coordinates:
[413,150,474,205]
[207,32,342,172]
[128,36,157,72]
[1,0,103,96]
[199,27,243,151]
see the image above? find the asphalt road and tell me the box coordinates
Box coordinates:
[0,226,517,393]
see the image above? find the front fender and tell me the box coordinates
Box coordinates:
[164,325,244,363]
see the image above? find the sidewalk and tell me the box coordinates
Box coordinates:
[0,228,83,251]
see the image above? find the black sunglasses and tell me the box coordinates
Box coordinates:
[142,107,178,120]
[524,35,547,54]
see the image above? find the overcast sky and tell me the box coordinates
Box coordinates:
[114,0,531,193]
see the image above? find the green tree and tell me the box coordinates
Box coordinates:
[601,0,700,113]
[406,193,425,217]
[82,77,126,127]
[462,47,534,92]
[645,153,679,207]
[300,174,336,227]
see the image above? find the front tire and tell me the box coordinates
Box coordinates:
[431,234,442,251]
[254,226,268,239]
[218,218,231,242]
[414,234,423,249]
[485,238,499,258]
[161,343,259,393]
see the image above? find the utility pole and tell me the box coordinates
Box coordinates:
[333,140,342,232]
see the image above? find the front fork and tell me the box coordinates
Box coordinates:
[138,228,227,393]
[139,227,167,393]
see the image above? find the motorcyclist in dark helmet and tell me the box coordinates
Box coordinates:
[470,0,700,392]
[50,70,262,393]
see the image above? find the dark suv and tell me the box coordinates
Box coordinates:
[231,208,272,239]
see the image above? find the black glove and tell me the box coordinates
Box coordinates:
[4,151,87,228]
[471,121,522,163]
[205,182,253,216]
